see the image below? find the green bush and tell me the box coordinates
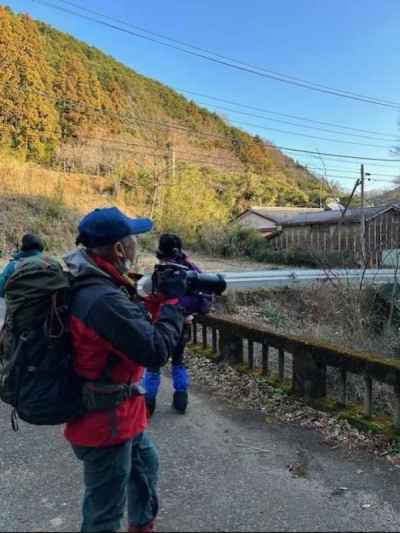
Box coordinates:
[193,223,252,257]
[193,223,358,268]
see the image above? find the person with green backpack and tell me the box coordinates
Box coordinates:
[0,233,44,297]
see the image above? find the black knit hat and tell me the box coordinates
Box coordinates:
[21,233,44,252]
[156,233,183,260]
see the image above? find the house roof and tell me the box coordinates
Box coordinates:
[280,205,400,227]
[238,206,323,224]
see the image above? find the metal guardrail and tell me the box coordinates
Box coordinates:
[193,314,400,430]
[213,268,400,290]
[137,268,399,295]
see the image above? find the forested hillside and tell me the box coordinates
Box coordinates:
[0,6,332,240]
[368,186,400,206]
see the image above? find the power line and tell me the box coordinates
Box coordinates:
[179,89,400,140]
[0,125,243,171]
[304,166,400,178]
[78,135,243,167]
[278,146,400,162]
[7,87,400,163]
[74,88,398,150]
[24,85,389,153]
[227,118,392,150]
[196,100,398,142]
[19,85,233,142]
[1,123,399,186]
[295,155,400,170]
[73,134,400,176]
[31,0,400,110]
[64,135,400,178]
[91,138,244,170]
[323,175,398,185]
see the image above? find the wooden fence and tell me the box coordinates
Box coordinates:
[192,314,400,430]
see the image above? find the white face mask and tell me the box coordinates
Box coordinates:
[117,236,137,274]
[122,257,133,273]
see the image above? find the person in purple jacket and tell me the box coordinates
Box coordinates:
[143,234,212,415]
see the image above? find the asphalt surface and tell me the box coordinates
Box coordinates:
[1,295,400,532]
[2,377,400,532]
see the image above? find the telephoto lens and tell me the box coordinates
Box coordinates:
[137,263,227,298]
[186,272,226,295]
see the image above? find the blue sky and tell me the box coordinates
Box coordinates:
[6,0,400,191]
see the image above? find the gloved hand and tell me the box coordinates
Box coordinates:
[153,267,187,298]
[184,314,194,325]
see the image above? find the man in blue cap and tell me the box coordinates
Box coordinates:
[64,207,186,533]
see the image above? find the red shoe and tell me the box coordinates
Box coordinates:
[128,520,155,532]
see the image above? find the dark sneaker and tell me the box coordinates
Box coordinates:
[173,391,188,414]
[145,397,156,417]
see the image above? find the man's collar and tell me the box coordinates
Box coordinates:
[90,254,136,295]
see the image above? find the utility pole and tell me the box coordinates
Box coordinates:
[360,163,366,263]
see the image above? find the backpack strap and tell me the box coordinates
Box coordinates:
[48,294,65,339]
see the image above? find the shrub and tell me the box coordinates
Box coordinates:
[194,223,257,257]
[194,224,358,268]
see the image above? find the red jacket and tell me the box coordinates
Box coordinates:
[143,293,177,321]
[63,250,184,447]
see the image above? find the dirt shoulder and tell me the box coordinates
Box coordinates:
[136,250,284,273]
[0,250,281,274]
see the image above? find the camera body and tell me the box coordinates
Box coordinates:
[151,262,226,298]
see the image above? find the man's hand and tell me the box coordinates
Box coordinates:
[184,314,194,325]
[153,267,187,298]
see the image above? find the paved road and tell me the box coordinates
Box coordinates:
[1,298,400,532]
[1,378,400,532]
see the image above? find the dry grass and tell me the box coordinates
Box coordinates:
[0,154,141,254]
[0,154,137,212]
[216,282,400,357]
[215,283,400,416]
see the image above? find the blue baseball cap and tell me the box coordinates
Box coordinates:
[77,207,153,248]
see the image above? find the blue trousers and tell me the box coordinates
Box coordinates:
[144,325,190,399]
[72,432,159,532]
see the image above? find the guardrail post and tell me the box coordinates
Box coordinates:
[393,381,400,431]
[248,340,254,370]
[212,328,218,353]
[278,348,285,382]
[218,329,243,365]
[337,367,347,407]
[363,375,373,418]
[193,321,198,345]
[262,344,269,375]
[202,324,208,349]
[292,348,326,400]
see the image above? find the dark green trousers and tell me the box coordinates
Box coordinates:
[72,432,159,532]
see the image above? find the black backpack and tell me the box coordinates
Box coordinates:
[0,256,85,429]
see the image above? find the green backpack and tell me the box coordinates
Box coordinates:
[0,256,84,428]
